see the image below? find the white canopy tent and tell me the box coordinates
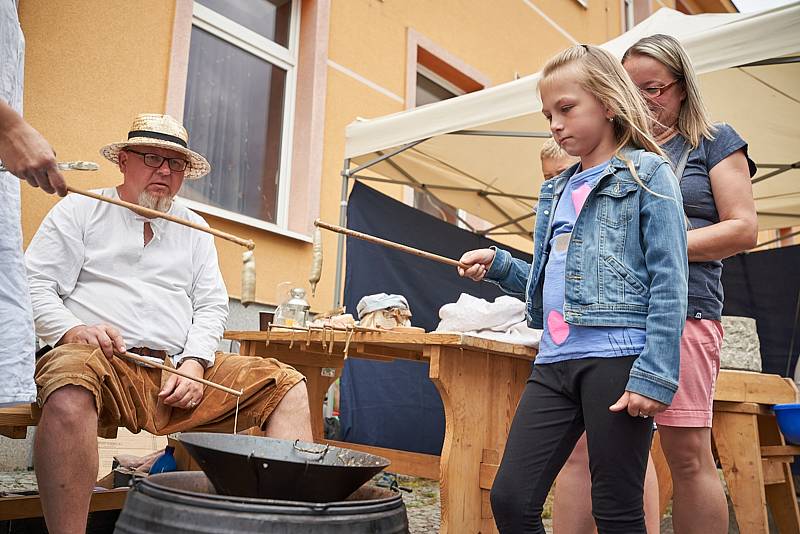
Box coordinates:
[333,3,800,303]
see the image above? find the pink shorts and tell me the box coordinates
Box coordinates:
[654,318,723,428]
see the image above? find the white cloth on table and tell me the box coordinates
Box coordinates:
[25,188,229,367]
[435,293,541,348]
[0,0,37,406]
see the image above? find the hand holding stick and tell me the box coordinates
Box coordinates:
[314,219,469,269]
[117,351,243,396]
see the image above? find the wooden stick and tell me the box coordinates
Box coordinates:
[267,322,383,334]
[314,219,468,269]
[69,186,255,250]
[117,351,243,396]
[2,162,255,249]
[343,327,355,357]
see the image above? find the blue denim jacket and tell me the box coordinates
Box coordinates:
[486,149,688,405]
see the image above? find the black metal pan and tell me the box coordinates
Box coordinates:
[179,433,390,502]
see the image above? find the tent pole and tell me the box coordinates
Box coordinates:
[753,227,800,249]
[449,129,551,138]
[378,154,475,231]
[478,210,536,235]
[478,195,531,235]
[345,138,428,176]
[752,161,800,185]
[333,158,350,309]
[352,174,536,199]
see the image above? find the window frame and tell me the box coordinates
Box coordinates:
[405,29,490,230]
[416,65,466,101]
[177,1,302,234]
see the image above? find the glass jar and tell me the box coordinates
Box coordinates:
[274,287,310,327]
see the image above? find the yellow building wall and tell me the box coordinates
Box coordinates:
[328,1,625,102]
[18,0,643,313]
[18,0,176,245]
[18,0,318,309]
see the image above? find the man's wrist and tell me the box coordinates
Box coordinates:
[178,356,209,369]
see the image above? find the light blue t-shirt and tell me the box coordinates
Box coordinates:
[536,160,646,364]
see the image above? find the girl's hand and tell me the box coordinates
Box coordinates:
[458,248,496,282]
[609,391,668,418]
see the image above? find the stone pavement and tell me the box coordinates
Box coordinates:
[395,474,774,534]
[396,474,554,533]
[0,469,37,496]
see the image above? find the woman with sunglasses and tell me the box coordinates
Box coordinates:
[623,35,758,534]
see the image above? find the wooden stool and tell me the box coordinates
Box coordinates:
[713,401,800,534]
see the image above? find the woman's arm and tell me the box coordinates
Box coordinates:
[687,149,758,261]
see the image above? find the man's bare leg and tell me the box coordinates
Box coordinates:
[34,385,99,534]
[263,381,313,441]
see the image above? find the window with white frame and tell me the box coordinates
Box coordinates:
[181,0,299,228]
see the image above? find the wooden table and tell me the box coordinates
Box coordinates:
[226,329,534,534]
[226,330,800,533]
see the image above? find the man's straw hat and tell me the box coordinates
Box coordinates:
[100,113,210,179]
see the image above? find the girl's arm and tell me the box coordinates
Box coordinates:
[458,247,531,298]
[626,162,689,406]
[687,149,758,261]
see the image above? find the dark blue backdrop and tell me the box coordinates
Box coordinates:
[339,183,800,455]
[340,181,532,455]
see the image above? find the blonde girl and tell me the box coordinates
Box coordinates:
[458,45,688,534]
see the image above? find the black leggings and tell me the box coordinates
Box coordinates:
[490,356,654,534]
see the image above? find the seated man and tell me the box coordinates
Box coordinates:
[25,113,312,533]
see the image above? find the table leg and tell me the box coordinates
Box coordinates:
[712,410,769,534]
[429,346,530,534]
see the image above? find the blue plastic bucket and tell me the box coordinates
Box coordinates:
[774,403,800,445]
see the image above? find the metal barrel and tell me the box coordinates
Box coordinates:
[114,471,408,534]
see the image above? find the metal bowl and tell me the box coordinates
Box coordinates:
[179,432,390,502]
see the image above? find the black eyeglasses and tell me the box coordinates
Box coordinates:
[638,79,680,98]
[126,149,189,172]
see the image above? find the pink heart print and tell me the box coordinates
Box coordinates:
[571,183,592,214]
[547,310,570,345]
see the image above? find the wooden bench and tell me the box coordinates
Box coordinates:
[0,404,39,440]
[0,405,260,521]
[0,404,132,520]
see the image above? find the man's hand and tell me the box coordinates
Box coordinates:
[158,359,205,410]
[60,324,126,359]
[458,248,496,282]
[0,101,67,196]
[609,391,668,418]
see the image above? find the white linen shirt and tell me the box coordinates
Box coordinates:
[0,0,38,406]
[25,188,229,366]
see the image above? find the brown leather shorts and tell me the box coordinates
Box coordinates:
[33,343,305,438]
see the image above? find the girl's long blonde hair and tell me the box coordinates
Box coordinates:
[622,34,715,149]
[541,44,664,161]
